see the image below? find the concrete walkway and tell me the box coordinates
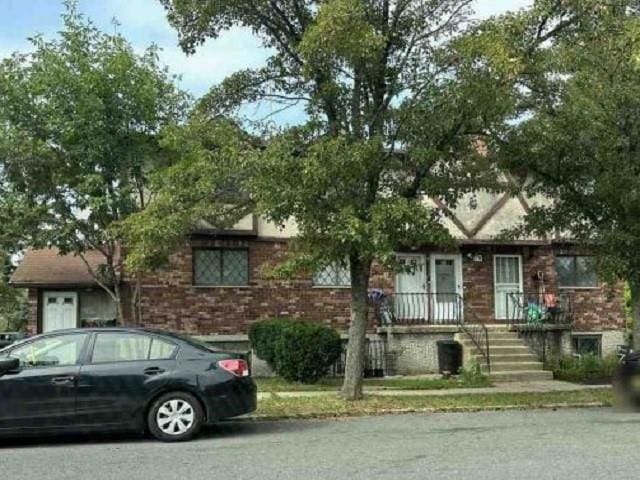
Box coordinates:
[258,380,610,399]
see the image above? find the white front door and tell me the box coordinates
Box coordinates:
[395,254,428,321]
[430,254,463,323]
[43,292,78,333]
[494,255,523,320]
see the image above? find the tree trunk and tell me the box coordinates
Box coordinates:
[113,281,127,327]
[129,275,143,326]
[340,255,372,400]
[629,280,640,351]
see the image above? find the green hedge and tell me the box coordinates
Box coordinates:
[249,317,292,366]
[546,354,619,383]
[249,318,343,383]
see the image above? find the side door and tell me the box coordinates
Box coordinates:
[0,333,89,431]
[42,292,78,332]
[76,332,178,427]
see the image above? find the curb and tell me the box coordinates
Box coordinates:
[234,401,610,423]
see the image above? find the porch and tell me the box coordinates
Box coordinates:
[373,290,574,380]
[374,290,575,328]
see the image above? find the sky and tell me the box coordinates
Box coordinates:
[0,0,533,122]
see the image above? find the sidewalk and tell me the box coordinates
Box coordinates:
[258,380,610,400]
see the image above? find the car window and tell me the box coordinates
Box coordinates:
[9,334,88,368]
[92,333,152,363]
[149,338,177,360]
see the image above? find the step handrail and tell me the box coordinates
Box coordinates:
[456,295,490,374]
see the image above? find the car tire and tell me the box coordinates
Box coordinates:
[147,392,204,442]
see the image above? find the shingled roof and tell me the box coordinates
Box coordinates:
[10,248,107,287]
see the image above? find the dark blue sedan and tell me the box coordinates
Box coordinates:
[0,328,257,441]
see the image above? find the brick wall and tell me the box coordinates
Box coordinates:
[459,244,625,331]
[136,237,393,335]
[25,239,626,335]
[25,288,37,335]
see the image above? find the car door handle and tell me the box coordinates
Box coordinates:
[144,367,165,376]
[51,376,76,386]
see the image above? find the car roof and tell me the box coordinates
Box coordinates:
[38,327,169,335]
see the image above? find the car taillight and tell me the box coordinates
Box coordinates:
[218,359,250,377]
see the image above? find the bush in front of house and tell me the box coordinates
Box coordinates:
[546,354,619,384]
[249,317,343,383]
[248,317,295,366]
[273,321,343,383]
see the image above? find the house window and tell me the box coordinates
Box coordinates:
[313,261,351,287]
[193,249,249,286]
[556,255,598,288]
[573,335,602,357]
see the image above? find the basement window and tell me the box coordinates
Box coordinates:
[572,335,602,357]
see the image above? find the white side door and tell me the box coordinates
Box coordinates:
[395,254,428,322]
[494,255,523,320]
[43,292,78,332]
[430,254,463,323]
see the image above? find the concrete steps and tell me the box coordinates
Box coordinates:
[458,327,554,382]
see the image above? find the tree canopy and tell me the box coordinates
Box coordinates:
[119,0,521,399]
[0,2,190,322]
[467,1,640,345]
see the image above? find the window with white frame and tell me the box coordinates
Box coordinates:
[556,255,598,288]
[313,261,351,287]
[193,249,249,286]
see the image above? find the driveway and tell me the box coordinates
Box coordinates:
[1,408,638,480]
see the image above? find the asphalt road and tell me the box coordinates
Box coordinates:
[2,408,640,480]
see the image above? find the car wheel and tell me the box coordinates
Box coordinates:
[148,392,204,442]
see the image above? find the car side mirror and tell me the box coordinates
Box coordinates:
[0,358,20,376]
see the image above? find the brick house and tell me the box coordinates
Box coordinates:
[10,190,627,378]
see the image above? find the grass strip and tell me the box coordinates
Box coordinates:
[254,389,614,420]
[256,376,492,393]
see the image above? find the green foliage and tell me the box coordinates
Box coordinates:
[248,317,294,367]
[546,354,619,384]
[148,0,524,397]
[0,253,27,332]
[121,116,256,273]
[298,0,385,74]
[0,2,189,316]
[459,360,489,387]
[249,318,343,384]
[468,1,640,346]
[273,321,343,384]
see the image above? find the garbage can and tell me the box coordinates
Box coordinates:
[437,340,462,375]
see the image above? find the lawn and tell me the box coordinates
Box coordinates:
[255,389,614,419]
[256,375,492,393]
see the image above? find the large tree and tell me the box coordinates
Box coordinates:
[135,0,514,399]
[0,3,189,324]
[467,1,640,346]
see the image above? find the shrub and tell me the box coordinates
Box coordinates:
[546,354,619,383]
[273,322,343,383]
[459,360,489,387]
[249,317,294,367]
